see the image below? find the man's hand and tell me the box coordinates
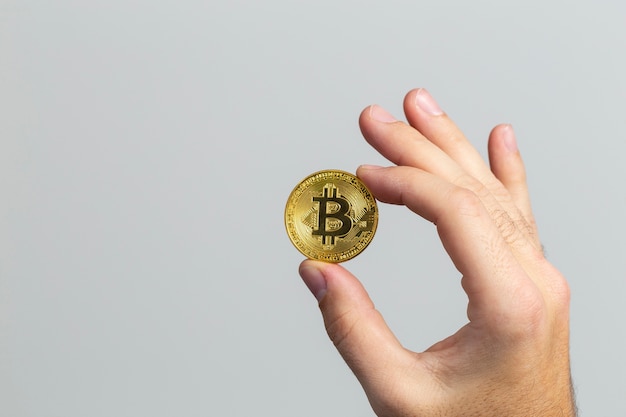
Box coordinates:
[298,88,576,416]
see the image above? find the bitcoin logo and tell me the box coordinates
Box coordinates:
[285,170,378,263]
[312,185,352,245]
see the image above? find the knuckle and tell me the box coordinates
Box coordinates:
[496,284,547,342]
[538,261,572,312]
[491,209,520,244]
[323,308,362,350]
[447,187,484,218]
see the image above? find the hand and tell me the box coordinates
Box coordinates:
[298,89,576,416]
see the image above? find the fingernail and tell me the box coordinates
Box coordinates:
[502,124,518,152]
[358,164,384,170]
[369,105,397,123]
[414,88,444,116]
[299,264,327,302]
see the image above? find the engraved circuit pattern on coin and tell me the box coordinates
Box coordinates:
[285,170,378,263]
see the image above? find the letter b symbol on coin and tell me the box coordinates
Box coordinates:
[313,186,352,245]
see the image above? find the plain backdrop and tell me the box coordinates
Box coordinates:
[2,1,625,416]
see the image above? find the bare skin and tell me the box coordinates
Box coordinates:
[299,89,576,417]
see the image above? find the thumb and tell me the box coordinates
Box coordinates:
[299,260,409,390]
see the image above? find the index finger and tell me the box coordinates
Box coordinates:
[356,165,540,327]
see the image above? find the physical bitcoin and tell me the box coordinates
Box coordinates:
[285,170,378,263]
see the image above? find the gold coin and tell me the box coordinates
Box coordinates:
[285,170,378,263]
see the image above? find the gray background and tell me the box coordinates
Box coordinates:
[2,0,625,416]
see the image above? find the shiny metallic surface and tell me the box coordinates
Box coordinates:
[285,170,378,263]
